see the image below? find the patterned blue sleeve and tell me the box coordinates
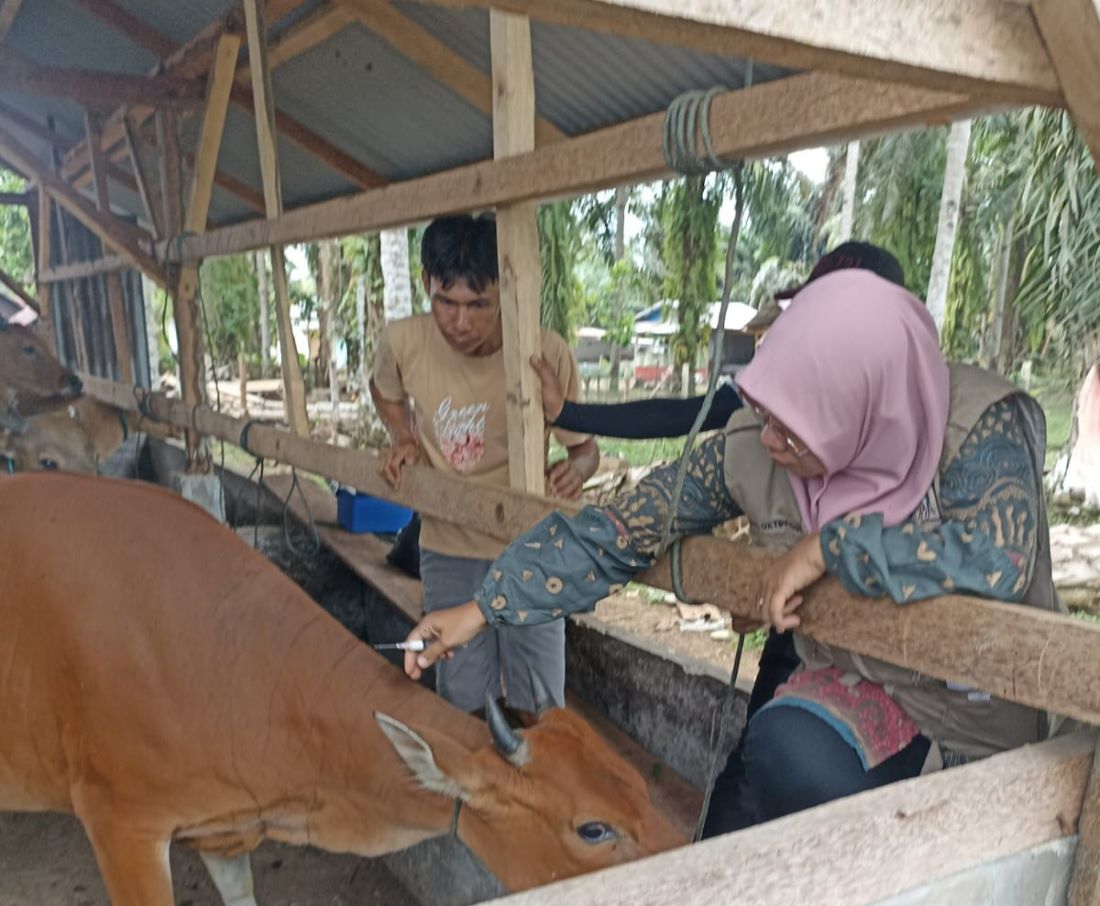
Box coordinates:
[820,397,1038,603]
[474,434,741,626]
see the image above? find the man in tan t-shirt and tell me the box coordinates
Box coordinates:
[370,213,599,713]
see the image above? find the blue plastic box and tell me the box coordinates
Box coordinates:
[335,489,414,534]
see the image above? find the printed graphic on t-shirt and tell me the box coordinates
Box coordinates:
[434,397,488,472]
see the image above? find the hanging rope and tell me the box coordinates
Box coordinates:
[657,68,754,842]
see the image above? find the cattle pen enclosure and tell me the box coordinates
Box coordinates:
[2,0,1100,903]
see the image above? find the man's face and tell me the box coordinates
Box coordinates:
[425,272,502,356]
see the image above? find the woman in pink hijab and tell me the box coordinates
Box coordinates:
[401,270,1059,835]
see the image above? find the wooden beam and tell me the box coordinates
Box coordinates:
[85,109,133,385]
[427,0,1061,106]
[175,32,241,468]
[0,189,30,205]
[70,0,176,59]
[0,0,24,42]
[156,109,183,238]
[164,72,988,261]
[267,2,351,69]
[33,188,56,351]
[0,48,206,107]
[0,263,37,312]
[487,732,1096,906]
[491,10,545,494]
[59,0,382,195]
[39,255,126,283]
[0,99,74,148]
[1070,740,1100,905]
[243,0,309,438]
[122,116,163,239]
[1031,0,1100,173]
[340,0,565,145]
[0,127,167,288]
[79,374,1100,727]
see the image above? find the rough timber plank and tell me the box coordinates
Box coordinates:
[164,74,988,262]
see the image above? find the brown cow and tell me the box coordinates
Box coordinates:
[0,473,683,906]
[0,321,82,421]
[0,405,97,473]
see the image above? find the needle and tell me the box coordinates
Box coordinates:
[372,640,429,652]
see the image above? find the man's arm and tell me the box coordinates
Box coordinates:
[546,436,599,499]
[369,377,419,490]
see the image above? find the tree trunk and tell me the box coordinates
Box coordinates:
[380,229,412,321]
[318,240,341,429]
[355,274,369,399]
[255,250,271,378]
[840,141,860,241]
[926,119,972,332]
[140,273,160,389]
[609,186,627,395]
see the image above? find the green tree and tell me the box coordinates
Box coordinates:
[0,169,33,290]
[657,175,724,395]
[199,254,258,366]
[537,200,583,341]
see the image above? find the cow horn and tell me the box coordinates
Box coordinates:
[485,694,527,765]
[529,672,556,716]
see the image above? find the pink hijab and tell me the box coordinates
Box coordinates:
[735,270,949,532]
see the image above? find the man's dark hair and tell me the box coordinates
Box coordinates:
[774,241,907,299]
[421,214,498,293]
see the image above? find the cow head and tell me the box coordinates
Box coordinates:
[0,322,83,417]
[376,690,685,891]
[0,406,97,474]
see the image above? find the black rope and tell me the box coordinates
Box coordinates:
[282,467,321,560]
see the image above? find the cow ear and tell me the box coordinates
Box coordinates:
[375,711,475,801]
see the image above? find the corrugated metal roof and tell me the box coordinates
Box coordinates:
[0,0,796,233]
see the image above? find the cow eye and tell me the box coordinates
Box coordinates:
[576,822,616,845]
[40,458,59,470]
[23,344,36,355]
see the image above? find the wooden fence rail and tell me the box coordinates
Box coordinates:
[81,375,1100,727]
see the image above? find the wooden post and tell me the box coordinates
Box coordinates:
[1069,739,1100,905]
[243,0,309,438]
[85,108,134,385]
[34,189,57,353]
[156,109,183,240]
[122,114,164,240]
[490,9,545,495]
[175,32,241,470]
[238,351,250,417]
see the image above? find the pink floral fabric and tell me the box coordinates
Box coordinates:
[768,666,921,769]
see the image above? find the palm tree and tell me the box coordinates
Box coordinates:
[927,120,973,331]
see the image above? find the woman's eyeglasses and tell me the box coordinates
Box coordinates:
[747,402,810,458]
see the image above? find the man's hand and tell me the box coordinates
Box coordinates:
[545,459,583,499]
[756,532,826,632]
[403,601,488,680]
[530,354,565,423]
[380,438,420,490]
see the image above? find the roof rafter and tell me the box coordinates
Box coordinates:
[162,72,992,261]
[339,0,565,144]
[0,0,25,43]
[425,0,1062,106]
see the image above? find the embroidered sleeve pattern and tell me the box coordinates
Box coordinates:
[474,434,741,626]
[820,397,1039,604]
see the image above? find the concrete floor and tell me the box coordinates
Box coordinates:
[0,812,415,906]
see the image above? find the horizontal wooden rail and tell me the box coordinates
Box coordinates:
[488,730,1096,906]
[39,255,128,283]
[81,375,1100,726]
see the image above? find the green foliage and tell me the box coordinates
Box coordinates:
[537,200,583,340]
[853,129,947,295]
[658,175,722,382]
[0,170,32,290]
[198,255,258,364]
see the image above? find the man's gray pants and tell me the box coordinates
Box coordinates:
[420,549,565,713]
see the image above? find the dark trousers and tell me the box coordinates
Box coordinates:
[701,631,929,837]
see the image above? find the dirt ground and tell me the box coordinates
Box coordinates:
[0,812,413,906]
[592,591,762,683]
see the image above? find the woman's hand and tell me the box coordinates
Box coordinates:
[530,354,565,423]
[403,601,488,680]
[757,532,826,632]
